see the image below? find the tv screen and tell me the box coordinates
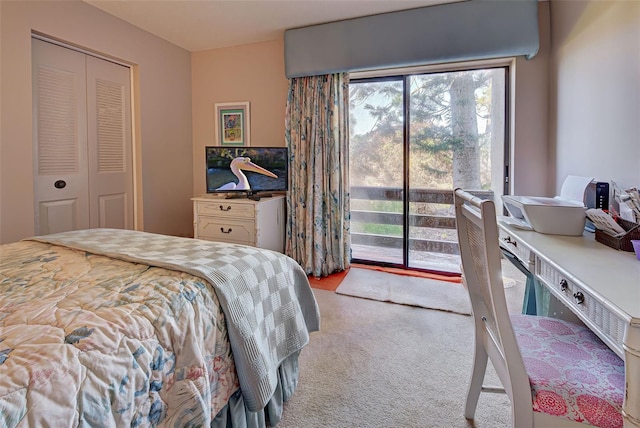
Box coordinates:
[206,146,288,195]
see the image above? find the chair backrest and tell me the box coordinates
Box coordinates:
[453,188,533,416]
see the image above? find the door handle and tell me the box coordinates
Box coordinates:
[54,180,66,189]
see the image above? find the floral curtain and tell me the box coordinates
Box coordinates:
[285,73,351,278]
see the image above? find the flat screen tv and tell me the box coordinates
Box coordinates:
[206,146,288,198]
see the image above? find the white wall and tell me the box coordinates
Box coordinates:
[0,0,193,244]
[549,0,640,193]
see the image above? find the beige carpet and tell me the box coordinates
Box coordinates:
[276,261,527,427]
[277,276,528,428]
[336,267,472,316]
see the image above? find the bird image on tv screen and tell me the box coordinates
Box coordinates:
[215,156,277,191]
[206,147,288,194]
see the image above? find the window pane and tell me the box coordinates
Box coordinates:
[349,80,404,264]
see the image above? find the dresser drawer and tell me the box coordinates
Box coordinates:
[197,216,255,245]
[196,201,255,219]
[536,257,626,357]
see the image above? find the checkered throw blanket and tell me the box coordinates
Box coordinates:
[29,228,320,412]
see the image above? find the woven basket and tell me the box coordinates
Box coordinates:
[595,217,640,252]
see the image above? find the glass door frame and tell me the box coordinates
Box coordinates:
[349,60,512,274]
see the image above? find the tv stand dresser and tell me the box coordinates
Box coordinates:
[192,194,285,252]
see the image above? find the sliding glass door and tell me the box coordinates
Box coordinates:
[349,66,508,273]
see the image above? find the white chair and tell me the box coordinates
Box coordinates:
[453,189,624,428]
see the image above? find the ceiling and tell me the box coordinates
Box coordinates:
[83,0,459,52]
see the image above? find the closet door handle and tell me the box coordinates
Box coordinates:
[54,180,66,189]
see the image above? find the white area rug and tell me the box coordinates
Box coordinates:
[336,267,472,315]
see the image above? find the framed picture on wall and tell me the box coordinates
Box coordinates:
[214,101,250,146]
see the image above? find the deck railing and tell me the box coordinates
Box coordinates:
[350,186,494,258]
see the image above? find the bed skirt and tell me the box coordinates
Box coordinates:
[212,351,300,427]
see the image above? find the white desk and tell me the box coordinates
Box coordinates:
[498,222,640,428]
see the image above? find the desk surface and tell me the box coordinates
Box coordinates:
[498,223,640,321]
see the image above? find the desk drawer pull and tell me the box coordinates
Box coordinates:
[219,205,232,211]
[560,279,568,291]
[503,236,517,248]
[573,291,585,304]
[220,227,232,234]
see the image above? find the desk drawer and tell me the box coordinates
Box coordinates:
[499,230,534,269]
[536,257,626,357]
[196,201,255,219]
[197,216,255,245]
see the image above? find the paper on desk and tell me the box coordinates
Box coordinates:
[586,208,626,237]
[558,175,594,204]
[619,202,636,223]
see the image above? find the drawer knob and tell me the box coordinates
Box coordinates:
[573,291,585,304]
[219,205,232,211]
[220,227,232,234]
[503,236,517,248]
[560,279,568,291]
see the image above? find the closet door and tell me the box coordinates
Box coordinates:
[32,38,133,235]
[86,56,133,229]
[32,38,89,235]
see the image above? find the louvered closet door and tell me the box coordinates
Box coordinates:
[32,38,133,235]
[32,38,90,235]
[86,55,133,229]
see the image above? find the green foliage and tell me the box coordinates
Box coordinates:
[354,223,403,237]
[352,199,402,213]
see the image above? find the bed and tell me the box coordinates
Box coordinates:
[0,228,320,427]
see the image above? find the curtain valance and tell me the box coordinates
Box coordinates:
[284,0,539,78]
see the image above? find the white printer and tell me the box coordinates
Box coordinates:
[501,175,592,236]
[501,195,587,236]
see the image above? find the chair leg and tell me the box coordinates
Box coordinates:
[464,338,489,420]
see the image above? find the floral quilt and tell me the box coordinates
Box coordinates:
[0,240,239,427]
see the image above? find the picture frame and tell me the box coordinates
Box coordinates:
[214,101,251,146]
